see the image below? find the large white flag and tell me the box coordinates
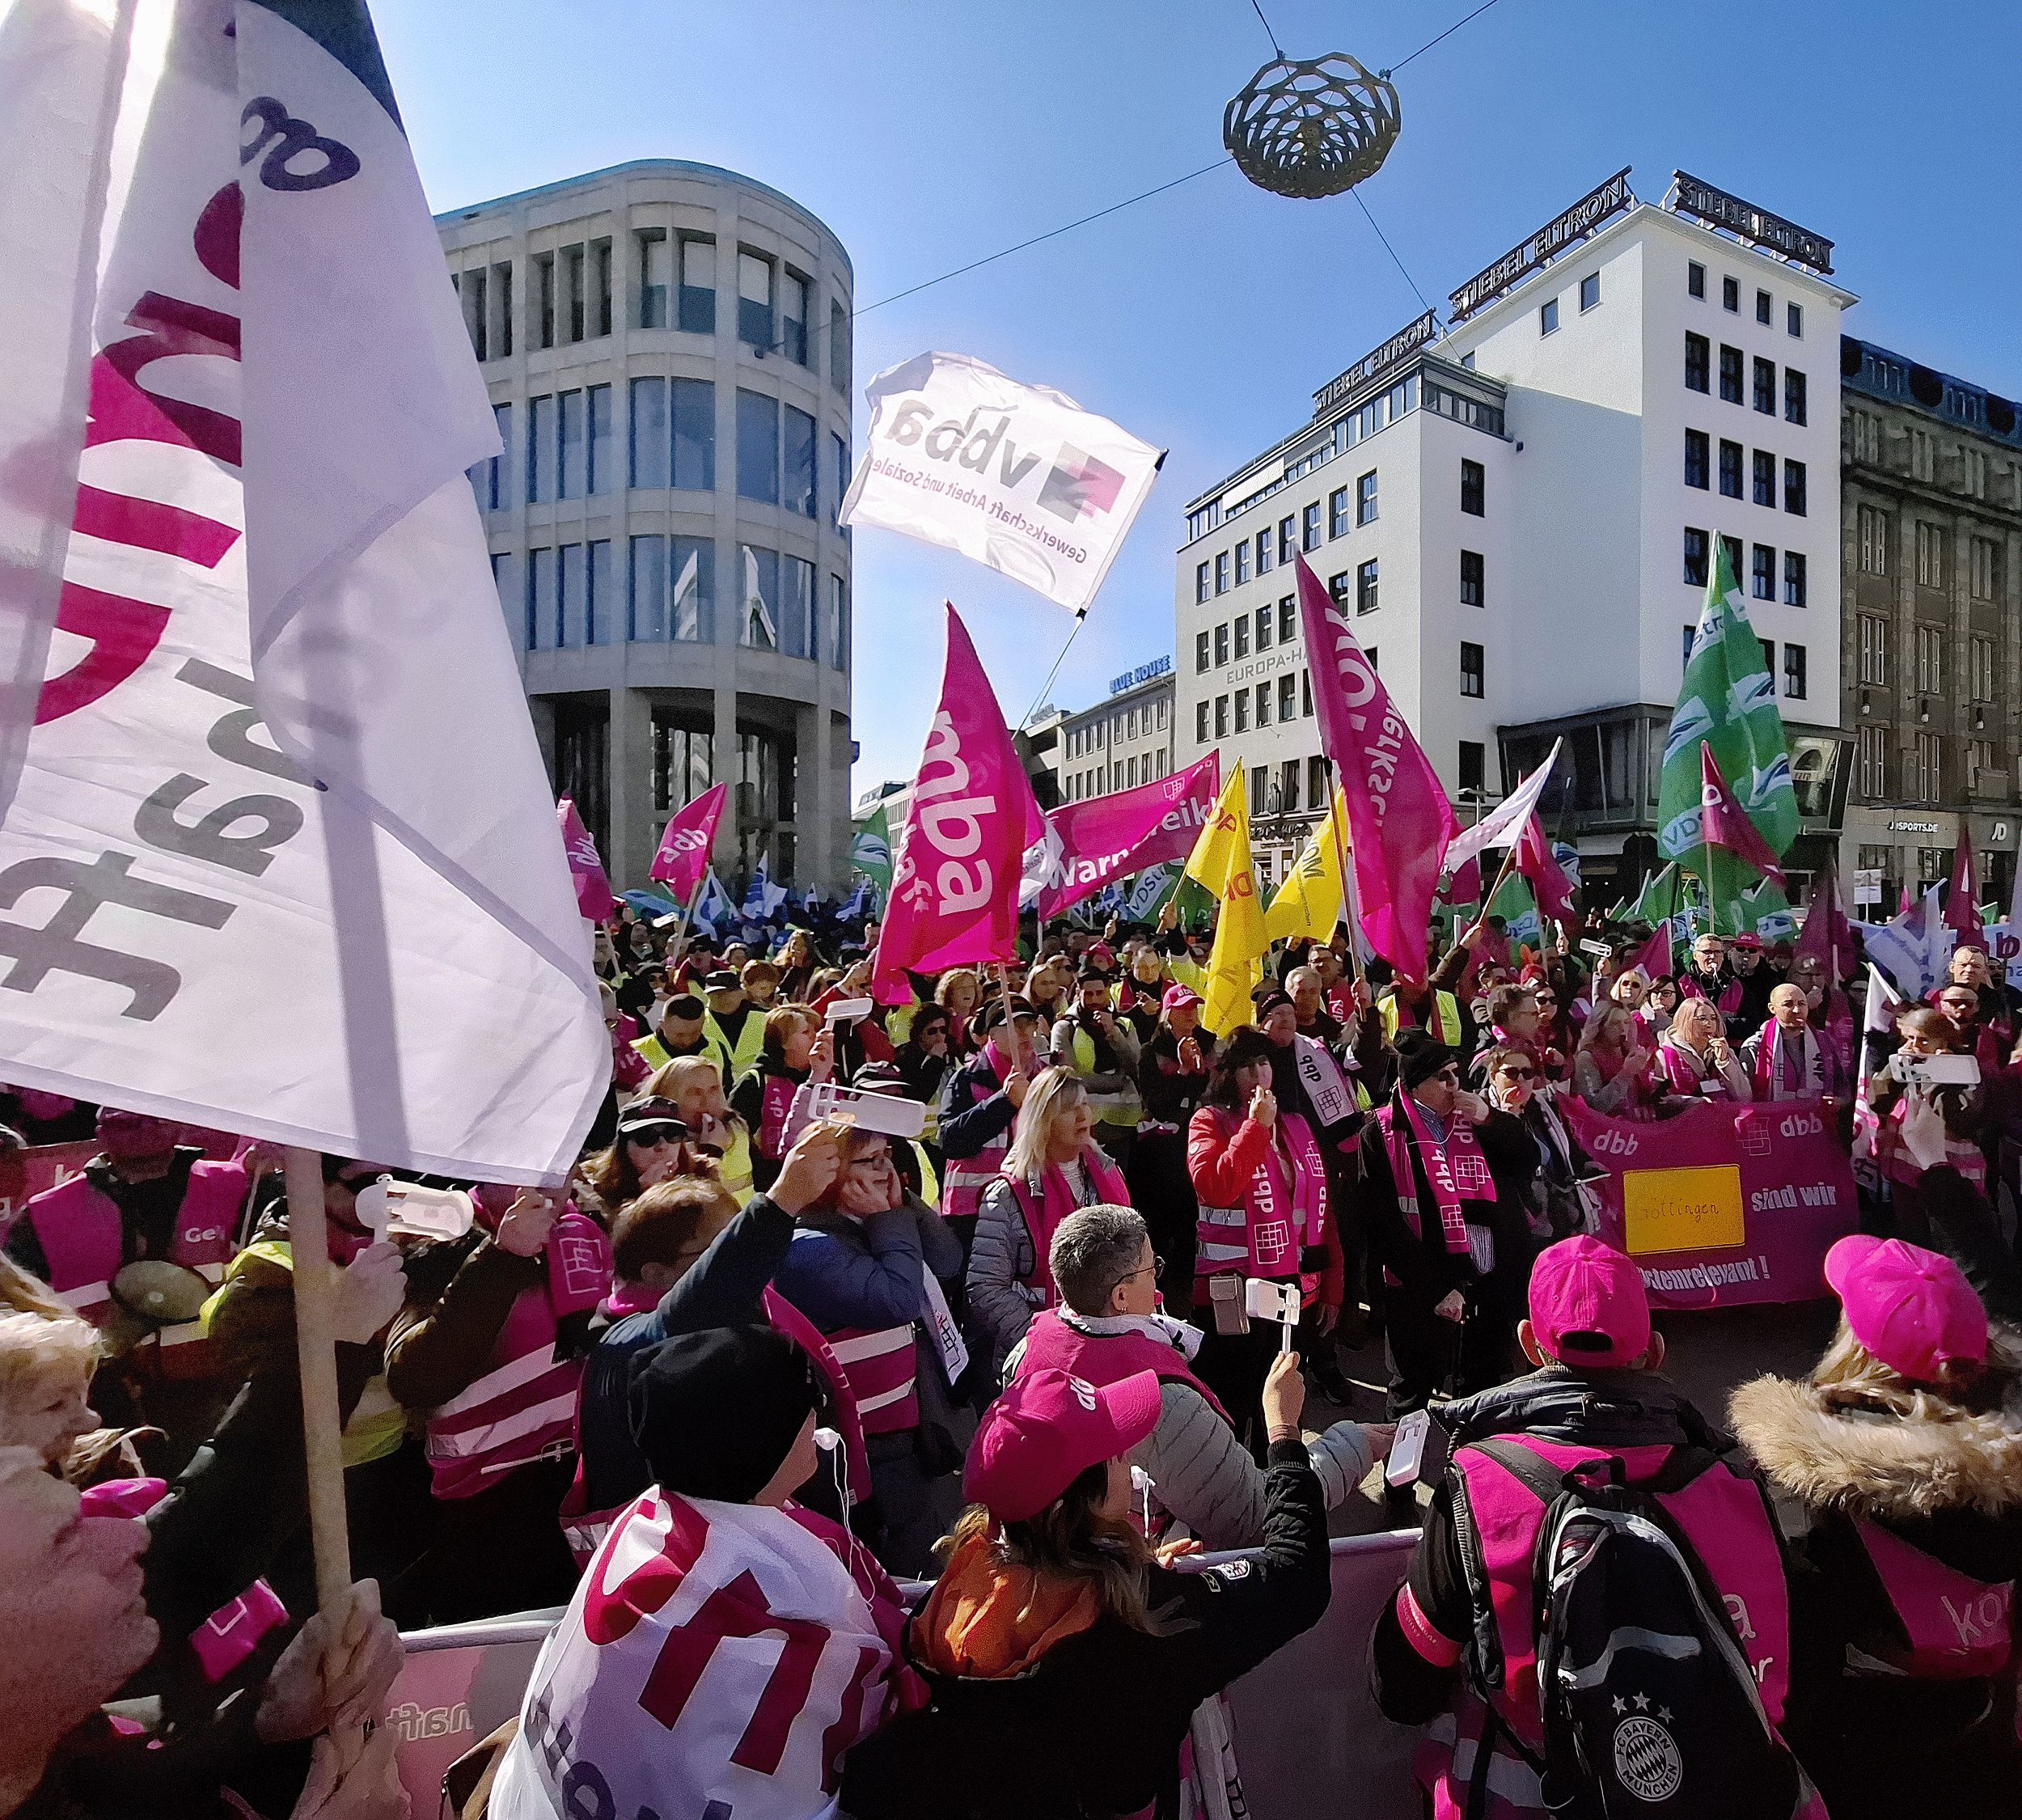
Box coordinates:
[839,350,1163,613]
[0,0,607,1183]
[1443,737,1563,875]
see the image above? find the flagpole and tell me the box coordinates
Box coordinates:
[1325,760,1366,988]
[664,870,708,979]
[1465,842,1526,946]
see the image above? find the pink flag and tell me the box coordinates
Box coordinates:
[557,798,617,923]
[871,606,1045,1003]
[1626,919,1675,984]
[1944,823,1984,946]
[1441,853,1483,907]
[1795,859,1856,983]
[1024,753,1219,920]
[1514,814,1578,926]
[649,781,728,904]
[1294,556,1457,982]
[1699,745,1786,887]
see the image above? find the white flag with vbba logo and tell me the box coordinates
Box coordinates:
[839,350,1163,613]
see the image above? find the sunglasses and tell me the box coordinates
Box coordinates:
[1498,1065,1535,1081]
[624,1123,688,1146]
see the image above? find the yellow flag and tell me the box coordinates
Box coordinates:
[1266,789,1349,943]
[1183,762,1268,1035]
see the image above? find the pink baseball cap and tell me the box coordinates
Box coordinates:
[1824,1234,1987,1384]
[965,1367,1162,1522]
[1528,1235,1652,1367]
[1162,983,1203,1012]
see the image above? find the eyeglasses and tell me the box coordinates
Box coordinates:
[845,1150,895,1170]
[1436,1066,1462,1083]
[1108,1257,1163,1291]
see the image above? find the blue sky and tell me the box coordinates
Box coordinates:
[376,0,2022,798]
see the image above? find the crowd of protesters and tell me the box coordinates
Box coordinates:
[2,881,2021,1819]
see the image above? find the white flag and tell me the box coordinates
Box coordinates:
[1444,738,1563,874]
[839,350,1163,613]
[0,0,606,1183]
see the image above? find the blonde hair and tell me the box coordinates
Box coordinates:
[1810,1315,1990,1412]
[0,1257,70,1322]
[1578,1002,1638,1056]
[936,969,981,1015]
[1669,996,1720,1041]
[1003,1067,1089,1182]
[645,1054,726,1106]
[0,1310,97,1415]
[940,1464,1158,1632]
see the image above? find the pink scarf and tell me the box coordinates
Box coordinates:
[1007,1150,1132,1302]
[1381,1093,1496,1255]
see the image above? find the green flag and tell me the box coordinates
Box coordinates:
[849,805,893,890]
[1487,870,1540,946]
[1656,540,1797,888]
[1625,862,1683,928]
[1739,878,1797,943]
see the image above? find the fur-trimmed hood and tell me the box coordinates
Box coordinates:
[1730,1362,2022,1522]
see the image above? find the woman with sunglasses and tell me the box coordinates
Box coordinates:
[1480,1044,1601,1241]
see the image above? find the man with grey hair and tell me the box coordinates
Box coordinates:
[1007,1205,1390,1549]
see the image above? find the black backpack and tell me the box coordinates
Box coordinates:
[1452,1437,1815,1820]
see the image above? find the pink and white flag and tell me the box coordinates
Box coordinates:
[1294,556,1457,982]
[871,605,1043,1002]
[1021,752,1218,919]
[557,798,615,923]
[1945,822,1984,946]
[649,780,726,904]
[1514,814,1578,926]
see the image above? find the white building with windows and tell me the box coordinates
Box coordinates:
[1175,171,1857,903]
[1053,658,1177,805]
[438,160,855,891]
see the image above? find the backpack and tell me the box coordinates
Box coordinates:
[1457,1437,1815,1820]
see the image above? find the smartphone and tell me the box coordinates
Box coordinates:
[1385,1407,1450,1489]
[824,997,875,1026]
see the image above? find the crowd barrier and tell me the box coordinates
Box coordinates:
[388,1528,1424,1818]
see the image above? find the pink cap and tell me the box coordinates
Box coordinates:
[1528,1235,1652,1367]
[1162,983,1203,1012]
[1825,1234,1987,1383]
[965,1367,1162,1522]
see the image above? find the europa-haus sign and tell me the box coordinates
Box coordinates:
[840,349,1165,614]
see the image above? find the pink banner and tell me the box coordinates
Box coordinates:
[1559,1096,1858,1308]
[1026,752,1218,919]
[557,797,617,922]
[649,781,727,903]
[1294,556,1457,983]
[872,605,1044,1002]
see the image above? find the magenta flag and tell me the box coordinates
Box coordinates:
[872,605,1045,1003]
[1795,860,1857,983]
[1294,556,1457,981]
[1024,752,1219,919]
[557,798,617,923]
[1440,853,1483,907]
[649,781,728,904]
[1945,823,1984,946]
[1515,814,1579,926]
[1699,744,1786,887]
[1626,919,1675,984]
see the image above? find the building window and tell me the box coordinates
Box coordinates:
[1307,754,1328,808]
[1458,739,1486,795]
[635,230,667,328]
[1916,624,1944,694]
[678,236,716,334]
[1327,487,1348,539]
[1278,673,1296,721]
[1278,596,1294,643]
[1915,521,1947,588]
[1682,624,1696,671]
[739,544,780,648]
[457,265,488,359]
[1250,766,1267,815]
[673,379,714,489]
[1970,739,1998,793]
[1214,624,1229,666]
[1460,641,1484,698]
[1753,448,1775,508]
[1758,635,1775,679]
[1752,544,1775,599]
[1255,527,1273,575]
[1858,613,1889,685]
[1685,332,1710,393]
[1755,288,1772,326]
[781,555,816,660]
[1195,561,1210,605]
[1233,614,1250,659]
[1753,356,1776,415]
[1971,535,2003,599]
[1234,540,1250,585]
[1784,550,1807,607]
[1784,368,1807,425]
[650,714,714,816]
[1720,534,1744,582]
[831,432,850,529]
[525,545,555,649]
[1539,297,1559,335]
[1272,759,1295,813]
[628,535,665,639]
[737,250,773,349]
[1579,272,1601,311]
[1783,459,1806,517]
[532,251,554,349]
[1255,605,1273,650]
[1683,526,1709,587]
[558,391,586,499]
[1787,301,1803,338]
[1302,669,1313,716]
[785,406,817,517]
[1783,642,1806,699]
[591,239,614,336]
[1195,700,1210,742]
[1687,260,1705,298]
[527,393,556,502]
[828,575,852,673]
[1356,468,1378,525]
[1256,680,1271,726]
[1234,689,1249,734]
[558,542,586,645]
[1722,274,1739,312]
[780,269,809,366]
[736,389,779,503]
[1461,458,1485,515]
[586,385,613,494]
[1356,557,1379,614]
[1857,723,1888,799]
[628,379,668,489]
[1461,548,1485,607]
[1215,695,1229,739]
[1327,571,1351,610]
[1719,345,1744,404]
[1914,730,1942,806]
[1215,551,1229,594]
[481,402,510,510]
[1685,429,1709,489]
[1195,629,1210,672]
[670,536,713,641]
[1859,505,1891,576]
[1719,439,1743,498]
[1971,634,1996,702]
[1278,514,1296,565]
[1301,502,1322,551]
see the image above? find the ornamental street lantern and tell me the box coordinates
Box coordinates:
[1224,52,1401,200]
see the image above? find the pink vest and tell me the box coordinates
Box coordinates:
[28,1163,244,1323]
[1656,1039,1741,1100]
[1005,1153,1131,1306]
[758,1070,799,1162]
[1193,1107,1327,1288]
[1853,1518,2016,1680]
[424,1282,584,1500]
[611,1015,649,1091]
[942,1045,1017,1221]
[1416,1435,1794,1819]
[1016,1308,1229,1424]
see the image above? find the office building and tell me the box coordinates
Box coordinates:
[1053,658,1178,804]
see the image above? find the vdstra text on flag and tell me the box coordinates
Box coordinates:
[0,0,607,1183]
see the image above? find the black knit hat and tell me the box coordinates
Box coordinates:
[1394,1029,1457,1091]
[628,1326,818,1502]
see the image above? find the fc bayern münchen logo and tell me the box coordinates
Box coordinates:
[1611,1713,1682,1802]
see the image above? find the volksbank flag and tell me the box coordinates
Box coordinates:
[839,351,1165,613]
[0,0,607,1182]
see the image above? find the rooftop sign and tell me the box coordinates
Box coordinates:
[1448,167,1633,321]
[1668,171,1834,274]
[1109,655,1173,695]
[1312,310,1439,415]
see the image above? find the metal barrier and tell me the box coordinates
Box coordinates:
[389,1530,1425,1819]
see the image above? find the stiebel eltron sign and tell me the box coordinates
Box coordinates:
[840,350,1165,613]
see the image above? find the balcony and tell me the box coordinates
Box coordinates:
[1970,770,2013,805]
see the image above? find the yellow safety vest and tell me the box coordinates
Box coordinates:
[705,1006,767,1079]
[907,1139,941,1212]
[1071,1024,1142,1128]
[717,1123,755,1206]
[1379,989,1463,1048]
[632,1028,730,1081]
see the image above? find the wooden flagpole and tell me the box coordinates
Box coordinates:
[283,1145,352,1618]
[1325,760,1366,988]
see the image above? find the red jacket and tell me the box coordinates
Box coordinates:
[1186,1107,1343,1310]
